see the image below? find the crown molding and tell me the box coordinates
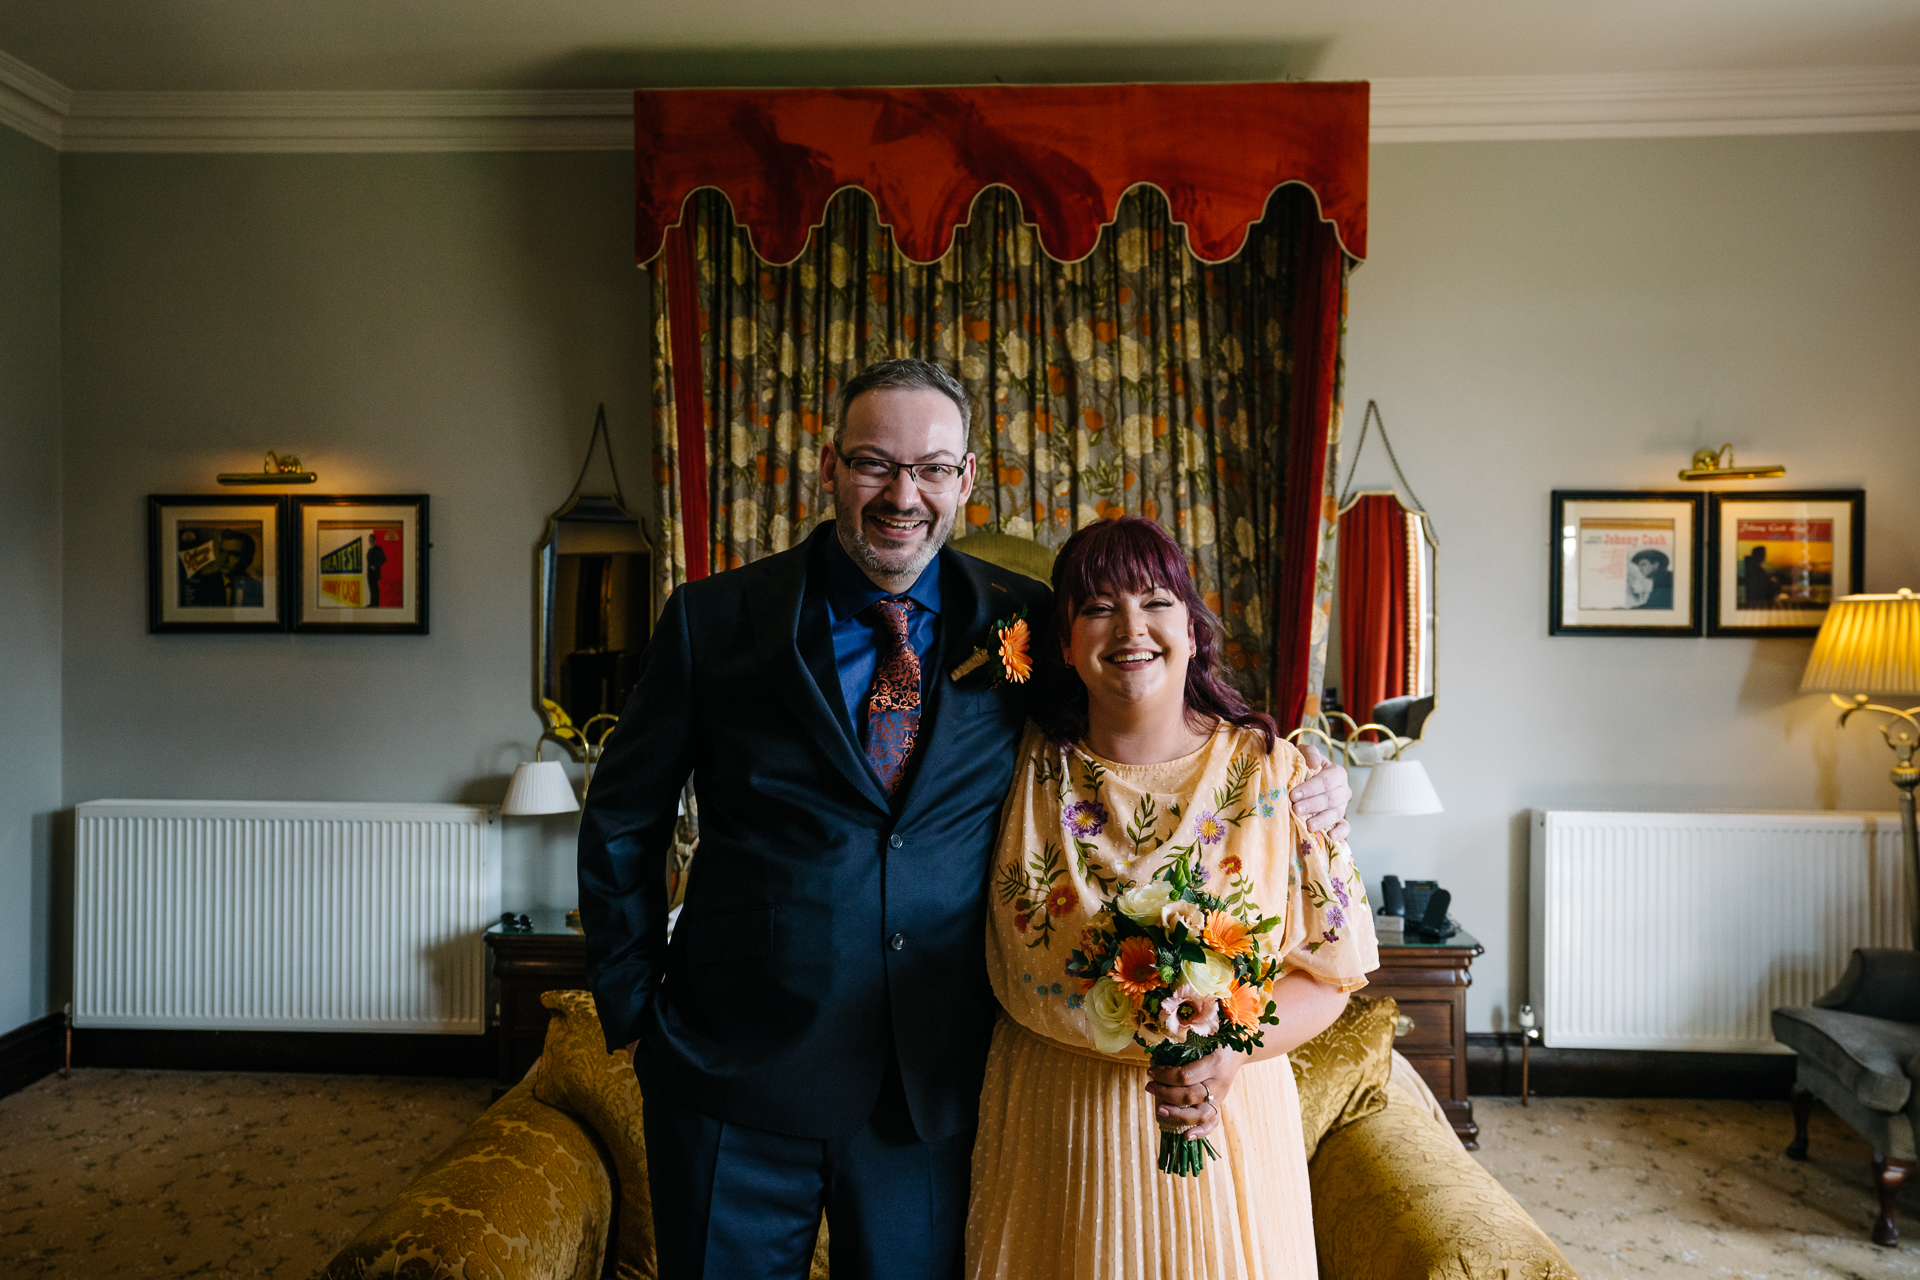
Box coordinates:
[2,53,1917,153]
[0,48,70,149]
[1369,66,1920,142]
[61,88,632,152]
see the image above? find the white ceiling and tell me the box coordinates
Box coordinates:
[3,0,1920,93]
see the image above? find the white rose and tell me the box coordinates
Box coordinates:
[1182,952,1235,999]
[1084,977,1138,1055]
[1117,881,1173,925]
[1160,899,1207,939]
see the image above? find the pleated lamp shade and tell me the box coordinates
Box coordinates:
[502,760,579,815]
[1799,589,1920,696]
[1357,759,1444,816]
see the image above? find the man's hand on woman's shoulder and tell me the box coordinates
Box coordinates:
[1289,743,1352,844]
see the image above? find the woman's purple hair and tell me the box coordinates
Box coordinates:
[1038,515,1276,750]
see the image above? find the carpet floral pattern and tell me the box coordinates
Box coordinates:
[0,1068,491,1279]
[6,1071,1919,1278]
[1472,1097,1918,1278]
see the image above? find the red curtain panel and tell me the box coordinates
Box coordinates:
[1337,495,1409,735]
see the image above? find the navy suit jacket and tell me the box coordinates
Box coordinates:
[578,522,1051,1142]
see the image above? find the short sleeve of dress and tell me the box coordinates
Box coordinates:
[1272,744,1379,993]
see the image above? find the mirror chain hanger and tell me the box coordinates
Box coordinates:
[1339,400,1434,540]
[565,404,630,512]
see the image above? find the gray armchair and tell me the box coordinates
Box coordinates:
[1772,948,1920,1247]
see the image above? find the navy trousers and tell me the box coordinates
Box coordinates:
[643,1058,972,1280]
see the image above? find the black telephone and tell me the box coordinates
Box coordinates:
[1381,876,1458,941]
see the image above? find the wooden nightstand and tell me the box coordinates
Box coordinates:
[484,910,588,1099]
[1367,927,1484,1148]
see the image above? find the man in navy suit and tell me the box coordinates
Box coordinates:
[578,359,1351,1279]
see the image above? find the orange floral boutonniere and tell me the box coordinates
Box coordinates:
[950,608,1033,687]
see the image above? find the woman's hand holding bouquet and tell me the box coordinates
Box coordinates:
[1068,848,1283,1177]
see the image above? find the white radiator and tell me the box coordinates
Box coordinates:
[74,800,502,1034]
[1530,810,1910,1053]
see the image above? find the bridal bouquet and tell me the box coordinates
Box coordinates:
[1067,850,1284,1177]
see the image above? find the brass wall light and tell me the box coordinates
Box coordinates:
[1678,443,1785,482]
[217,451,317,485]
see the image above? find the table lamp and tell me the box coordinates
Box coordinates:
[501,753,580,816]
[1358,758,1444,816]
[1799,588,1920,948]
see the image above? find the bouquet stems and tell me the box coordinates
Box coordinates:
[1156,1128,1219,1177]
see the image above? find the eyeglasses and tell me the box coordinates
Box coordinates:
[835,451,970,493]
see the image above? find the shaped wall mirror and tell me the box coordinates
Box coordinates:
[536,408,655,763]
[1325,489,1437,761]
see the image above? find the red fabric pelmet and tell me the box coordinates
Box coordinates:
[635,84,1368,267]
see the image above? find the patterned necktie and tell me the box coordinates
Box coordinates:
[863,597,922,795]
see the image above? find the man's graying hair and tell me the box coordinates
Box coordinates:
[834,359,972,450]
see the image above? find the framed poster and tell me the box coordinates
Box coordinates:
[1549,491,1704,637]
[1706,490,1864,637]
[292,495,429,634]
[148,495,289,633]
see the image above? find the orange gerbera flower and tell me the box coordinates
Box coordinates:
[998,618,1033,683]
[1222,980,1263,1028]
[1112,936,1162,997]
[1202,910,1255,959]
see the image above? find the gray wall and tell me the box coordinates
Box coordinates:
[26,130,1920,1037]
[0,124,63,1035]
[59,152,652,913]
[1342,132,1920,1028]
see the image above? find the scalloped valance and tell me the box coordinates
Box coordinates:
[634,82,1369,266]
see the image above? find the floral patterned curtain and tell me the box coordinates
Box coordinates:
[650,184,1347,716]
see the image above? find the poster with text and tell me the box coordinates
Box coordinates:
[1709,492,1862,636]
[149,497,286,632]
[1552,493,1700,636]
[294,497,429,633]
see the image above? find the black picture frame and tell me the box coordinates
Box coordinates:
[1548,490,1705,637]
[1705,489,1865,638]
[147,494,291,633]
[291,494,430,634]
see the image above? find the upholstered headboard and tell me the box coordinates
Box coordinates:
[953,532,1052,585]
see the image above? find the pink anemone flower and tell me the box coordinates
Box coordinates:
[1159,983,1221,1043]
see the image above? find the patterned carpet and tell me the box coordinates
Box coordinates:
[1,1070,1916,1278]
[0,1068,492,1278]
[1472,1097,1918,1279]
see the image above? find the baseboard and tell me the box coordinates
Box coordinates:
[1466,1031,1797,1099]
[0,1012,67,1099]
[70,1027,496,1078]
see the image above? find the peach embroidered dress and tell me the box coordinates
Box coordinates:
[966,722,1378,1280]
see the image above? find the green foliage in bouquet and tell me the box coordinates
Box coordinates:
[1069,822,1288,1178]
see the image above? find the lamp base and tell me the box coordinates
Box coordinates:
[1896,761,1918,952]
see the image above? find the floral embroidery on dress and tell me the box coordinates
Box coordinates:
[997,841,1072,948]
[1063,799,1108,840]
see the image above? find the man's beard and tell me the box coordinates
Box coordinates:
[840,498,958,585]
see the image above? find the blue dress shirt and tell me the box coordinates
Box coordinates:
[818,533,942,741]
